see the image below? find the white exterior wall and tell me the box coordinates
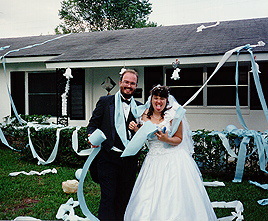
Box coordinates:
[0,61,267,131]
[186,108,267,131]
[73,66,144,126]
[0,69,10,120]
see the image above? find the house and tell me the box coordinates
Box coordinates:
[1,17,268,131]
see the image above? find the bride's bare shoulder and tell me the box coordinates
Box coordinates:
[142,109,150,122]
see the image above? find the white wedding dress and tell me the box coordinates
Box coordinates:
[124,118,217,221]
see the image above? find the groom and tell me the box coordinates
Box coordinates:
[87,69,142,221]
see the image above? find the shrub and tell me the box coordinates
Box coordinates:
[192,129,266,180]
[0,115,266,179]
[0,115,88,167]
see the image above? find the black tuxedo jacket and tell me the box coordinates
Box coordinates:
[87,94,142,152]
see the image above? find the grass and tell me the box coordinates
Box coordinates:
[0,145,267,221]
[0,146,100,220]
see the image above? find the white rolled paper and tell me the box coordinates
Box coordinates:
[14,217,41,221]
[203,181,225,187]
[121,121,158,157]
[75,168,83,180]
[88,129,107,146]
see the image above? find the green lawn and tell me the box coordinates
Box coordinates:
[0,146,267,221]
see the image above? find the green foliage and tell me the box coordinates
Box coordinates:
[193,129,227,172]
[5,127,89,167]
[2,115,51,127]
[192,129,265,181]
[0,117,265,179]
[55,0,157,34]
[1,115,89,166]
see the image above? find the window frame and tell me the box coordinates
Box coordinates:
[164,64,250,108]
[27,71,59,116]
[25,69,85,119]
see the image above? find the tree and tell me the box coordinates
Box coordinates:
[55,0,157,34]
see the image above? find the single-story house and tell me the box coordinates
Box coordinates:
[1,17,268,131]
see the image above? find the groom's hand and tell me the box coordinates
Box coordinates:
[129,121,139,132]
[87,134,100,148]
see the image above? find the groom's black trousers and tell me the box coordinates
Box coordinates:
[97,149,138,221]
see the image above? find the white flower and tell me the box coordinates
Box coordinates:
[119,68,127,75]
[171,68,181,80]
[62,180,79,193]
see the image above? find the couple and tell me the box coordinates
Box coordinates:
[87,69,217,221]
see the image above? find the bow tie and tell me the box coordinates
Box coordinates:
[121,97,131,105]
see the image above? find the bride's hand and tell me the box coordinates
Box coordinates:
[129,121,139,132]
[155,131,169,142]
[155,123,182,146]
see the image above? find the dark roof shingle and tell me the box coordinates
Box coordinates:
[1,17,267,63]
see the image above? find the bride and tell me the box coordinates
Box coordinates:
[124,85,217,221]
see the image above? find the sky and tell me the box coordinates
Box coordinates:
[0,0,267,38]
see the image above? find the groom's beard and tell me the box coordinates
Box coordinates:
[121,87,135,99]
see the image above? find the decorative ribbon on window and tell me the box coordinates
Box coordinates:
[62,67,73,116]
[180,42,267,183]
[235,43,268,128]
[182,41,265,108]
[2,58,26,125]
[0,34,72,127]
[235,51,248,130]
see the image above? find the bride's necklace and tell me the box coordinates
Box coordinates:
[152,114,162,121]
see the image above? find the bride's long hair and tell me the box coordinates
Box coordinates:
[147,85,171,119]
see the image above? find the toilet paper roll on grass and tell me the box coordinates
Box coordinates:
[88,129,107,146]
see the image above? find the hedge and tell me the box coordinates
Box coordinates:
[0,115,266,180]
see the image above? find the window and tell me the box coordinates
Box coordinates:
[165,68,203,105]
[11,72,25,115]
[28,72,59,115]
[27,69,85,119]
[144,66,164,99]
[165,65,250,107]
[207,66,248,106]
[69,69,85,120]
[250,63,268,110]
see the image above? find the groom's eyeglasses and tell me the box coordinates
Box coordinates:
[122,81,137,86]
